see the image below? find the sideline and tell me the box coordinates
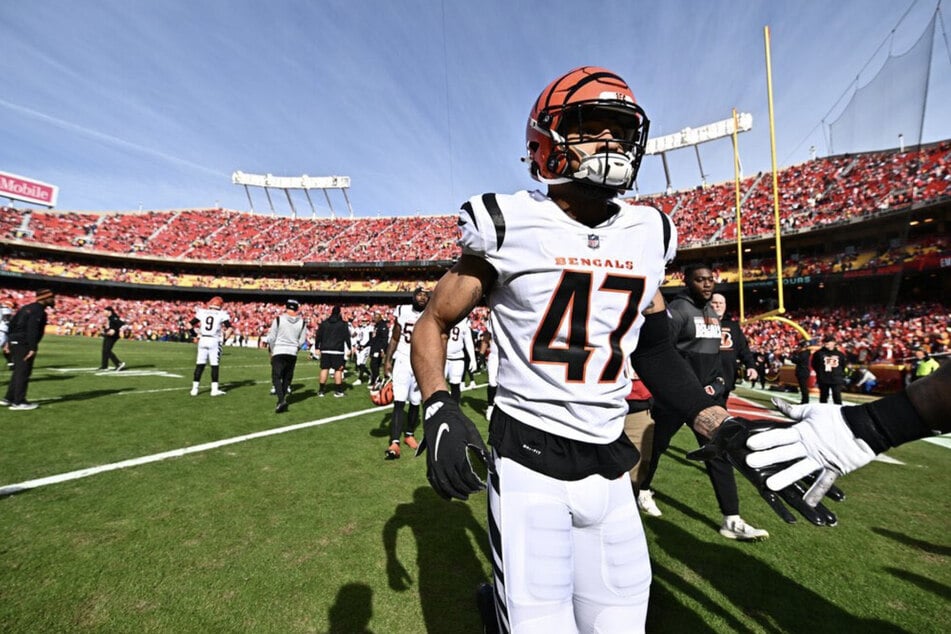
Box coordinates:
[0,405,387,498]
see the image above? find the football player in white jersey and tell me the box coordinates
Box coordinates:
[382,287,430,459]
[190,296,233,396]
[353,319,373,386]
[411,67,741,633]
[444,314,477,403]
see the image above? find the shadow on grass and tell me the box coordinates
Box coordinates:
[882,568,951,601]
[50,388,137,403]
[382,486,491,634]
[648,495,907,633]
[326,582,375,634]
[369,410,391,438]
[872,527,951,556]
[26,373,76,384]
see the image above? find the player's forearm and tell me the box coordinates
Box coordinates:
[411,313,449,400]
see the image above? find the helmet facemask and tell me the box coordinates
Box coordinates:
[541,100,649,191]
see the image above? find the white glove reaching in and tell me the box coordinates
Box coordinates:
[745,397,877,505]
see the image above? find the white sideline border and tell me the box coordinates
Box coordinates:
[0,405,387,498]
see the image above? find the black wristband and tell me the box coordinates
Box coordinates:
[841,391,931,454]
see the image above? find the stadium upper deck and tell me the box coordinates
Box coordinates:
[2,142,949,266]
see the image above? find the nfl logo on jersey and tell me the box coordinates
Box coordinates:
[587,234,600,249]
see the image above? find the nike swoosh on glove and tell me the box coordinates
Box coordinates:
[417,391,493,501]
[744,398,877,505]
[687,417,840,526]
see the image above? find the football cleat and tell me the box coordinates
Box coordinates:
[403,435,419,450]
[719,516,769,542]
[210,389,227,397]
[385,443,401,460]
[636,489,662,517]
[189,387,199,397]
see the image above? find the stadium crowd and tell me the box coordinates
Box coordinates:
[1,284,943,374]
[3,143,949,264]
[3,233,946,294]
[636,141,951,247]
[0,288,491,348]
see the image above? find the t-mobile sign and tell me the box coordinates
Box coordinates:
[0,171,59,207]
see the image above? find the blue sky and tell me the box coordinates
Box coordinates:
[2,0,948,217]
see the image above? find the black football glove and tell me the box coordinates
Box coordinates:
[417,391,493,501]
[687,418,841,526]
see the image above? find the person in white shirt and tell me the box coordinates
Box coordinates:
[265,299,308,413]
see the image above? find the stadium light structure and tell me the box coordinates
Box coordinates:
[231,171,354,219]
[644,112,753,191]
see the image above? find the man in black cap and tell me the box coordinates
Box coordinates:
[265,299,309,413]
[811,334,848,404]
[99,306,126,371]
[2,288,55,410]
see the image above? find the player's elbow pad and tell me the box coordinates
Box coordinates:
[633,311,717,422]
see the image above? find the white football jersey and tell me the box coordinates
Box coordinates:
[446,315,474,361]
[195,307,231,340]
[392,303,423,360]
[460,190,676,443]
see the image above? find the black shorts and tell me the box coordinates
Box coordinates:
[320,353,345,370]
[488,406,638,481]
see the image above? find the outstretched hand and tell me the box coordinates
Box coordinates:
[687,417,841,526]
[745,398,876,505]
[417,391,494,501]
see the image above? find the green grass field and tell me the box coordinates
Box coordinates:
[1,336,948,633]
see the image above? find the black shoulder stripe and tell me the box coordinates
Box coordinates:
[656,207,671,255]
[482,193,506,249]
[461,201,478,230]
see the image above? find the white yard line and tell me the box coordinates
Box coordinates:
[0,405,386,497]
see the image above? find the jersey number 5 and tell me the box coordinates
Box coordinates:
[531,270,645,382]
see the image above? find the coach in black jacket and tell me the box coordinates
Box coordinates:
[811,334,848,404]
[3,289,55,410]
[638,266,768,540]
[710,293,758,401]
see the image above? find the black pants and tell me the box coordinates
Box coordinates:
[101,336,121,368]
[5,342,36,405]
[369,351,383,385]
[818,383,843,405]
[271,354,297,404]
[642,401,740,516]
[796,375,810,403]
